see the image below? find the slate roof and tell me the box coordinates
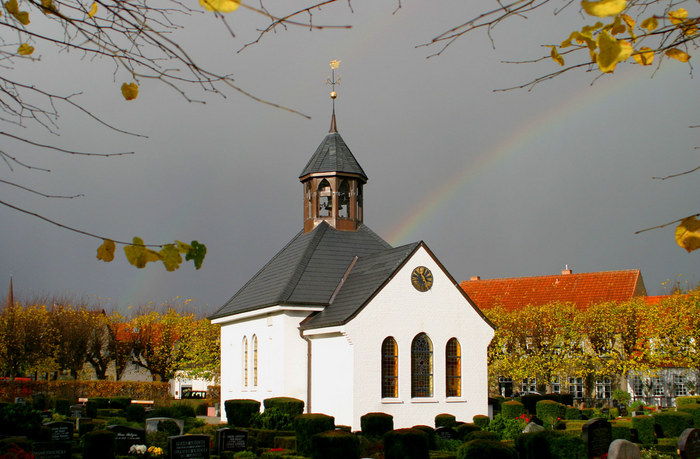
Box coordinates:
[459,269,646,311]
[209,222,393,321]
[299,132,367,181]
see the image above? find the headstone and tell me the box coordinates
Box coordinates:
[435,426,457,440]
[583,418,612,459]
[46,422,73,442]
[608,439,640,459]
[107,425,146,455]
[14,397,26,404]
[216,428,247,453]
[523,422,546,433]
[679,428,700,459]
[168,434,210,459]
[146,417,185,435]
[32,441,72,459]
[70,404,84,418]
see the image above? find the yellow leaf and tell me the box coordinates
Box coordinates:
[621,14,635,28]
[88,2,97,17]
[121,82,139,101]
[17,43,34,55]
[668,8,688,25]
[13,10,29,24]
[124,237,161,268]
[665,48,691,62]
[675,217,700,252]
[4,0,18,14]
[632,47,654,65]
[199,0,239,13]
[550,46,565,66]
[97,239,116,262]
[160,244,183,272]
[640,17,658,31]
[596,31,633,72]
[581,0,626,17]
[175,240,192,253]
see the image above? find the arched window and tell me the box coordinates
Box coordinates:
[411,333,433,398]
[252,335,258,387]
[242,336,248,387]
[446,338,461,397]
[317,179,332,217]
[338,180,350,218]
[381,337,398,398]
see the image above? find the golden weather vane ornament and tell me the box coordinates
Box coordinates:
[327,60,341,100]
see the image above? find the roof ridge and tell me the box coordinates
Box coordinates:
[461,269,641,283]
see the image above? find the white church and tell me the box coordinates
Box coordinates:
[209,109,495,430]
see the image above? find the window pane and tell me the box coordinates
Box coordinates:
[412,333,433,398]
[382,337,398,398]
[446,338,461,397]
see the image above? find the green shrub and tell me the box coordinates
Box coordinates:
[473,415,490,428]
[630,400,646,412]
[435,437,462,452]
[465,430,500,442]
[457,439,516,459]
[565,407,581,420]
[611,421,632,441]
[384,428,429,459]
[82,430,116,459]
[486,414,526,441]
[361,412,393,438]
[31,393,47,411]
[515,430,586,459]
[90,397,110,409]
[610,407,620,419]
[96,408,123,418]
[502,401,525,419]
[0,403,42,438]
[294,413,335,457]
[55,399,70,416]
[632,415,656,444]
[252,407,294,431]
[274,435,296,450]
[195,401,208,416]
[109,397,131,410]
[435,413,456,428]
[412,425,436,450]
[85,400,97,418]
[126,403,146,423]
[225,399,261,427]
[158,419,181,436]
[653,411,693,437]
[78,420,96,437]
[675,396,700,408]
[520,395,545,414]
[613,389,632,407]
[263,397,304,417]
[536,400,563,427]
[455,423,481,441]
[311,430,360,459]
[0,437,34,457]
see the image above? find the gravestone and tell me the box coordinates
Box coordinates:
[14,397,26,404]
[146,417,185,435]
[70,404,84,418]
[216,428,247,453]
[679,428,700,459]
[607,439,640,459]
[107,425,146,455]
[435,426,457,441]
[523,422,546,433]
[46,422,73,442]
[168,434,210,459]
[32,441,72,459]
[583,418,612,459]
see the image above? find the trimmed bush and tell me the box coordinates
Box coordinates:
[515,430,586,459]
[580,408,595,420]
[565,406,581,420]
[195,401,208,416]
[126,403,146,423]
[0,403,42,438]
[536,400,563,427]
[632,415,656,444]
[676,396,700,408]
[263,397,304,417]
[412,425,436,450]
[85,400,97,418]
[473,414,490,428]
[252,407,294,431]
[465,430,500,442]
[109,397,131,410]
[457,439,516,459]
[90,397,110,409]
[225,399,261,427]
[653,411,693,437]
[435,413,456,428]
[274,435,297,450]
[82,430,116,459]
[384,428,429,459]
[455,423,481,441]
[502,401,525,419]
[611,420,632,441]
[311,429,360,459]
[520,394,545,414]
[361,412,393,438]
[31,393,47,411]
[96,408,123,418]
[294,413,335,457]
[55,399,70,416]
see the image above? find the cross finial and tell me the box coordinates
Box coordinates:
[327,60,341,132]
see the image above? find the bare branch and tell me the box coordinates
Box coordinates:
[0,179,84,198]
[0,132,135,157]
[635,213,700,234]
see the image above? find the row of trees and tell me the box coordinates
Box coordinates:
[0,299,219,383]
[485,289,700,392]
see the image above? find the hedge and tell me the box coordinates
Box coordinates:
[536,400,563,427]
[652,411,693,438]
[515,430,586,459]
[565,407,581,420]
[502,401,525,419]
[412,425,436,450]
[676,396,700,408]
[631,415,656,444]
[456,423,481,441]
[361,412,393,438]
[384,428,429,459]
[294,413,335,457]
[435,413,456,428]
[311,430,360,459]
[225,399,261,427]
[473,415,490,428]
[457,439,516,459]
[0,380,171,405]
[263,397,305,417]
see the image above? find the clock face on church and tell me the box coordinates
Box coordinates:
[411,266,433,292]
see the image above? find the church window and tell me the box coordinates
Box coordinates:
[356,185,363,221]
[317,179,332,217]
[242,337,248,387]
[252,335,258,387]
[411,333,433,398]
[338,180,350,218]
[381,337,398,398]
[446,338,461,397]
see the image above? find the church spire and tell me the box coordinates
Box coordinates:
[5,276,14,309]
[328,59,340,133]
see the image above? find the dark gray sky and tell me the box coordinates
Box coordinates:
[1,0,698,314]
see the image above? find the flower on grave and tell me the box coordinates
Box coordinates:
[129,444,148,455]
[147,446,164,456]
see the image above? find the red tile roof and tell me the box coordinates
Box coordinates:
[460,269,646,311]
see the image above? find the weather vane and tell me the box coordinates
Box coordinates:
[327,59,341,104]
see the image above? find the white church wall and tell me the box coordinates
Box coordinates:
[307,331,355,427]
[345,247,494,430]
